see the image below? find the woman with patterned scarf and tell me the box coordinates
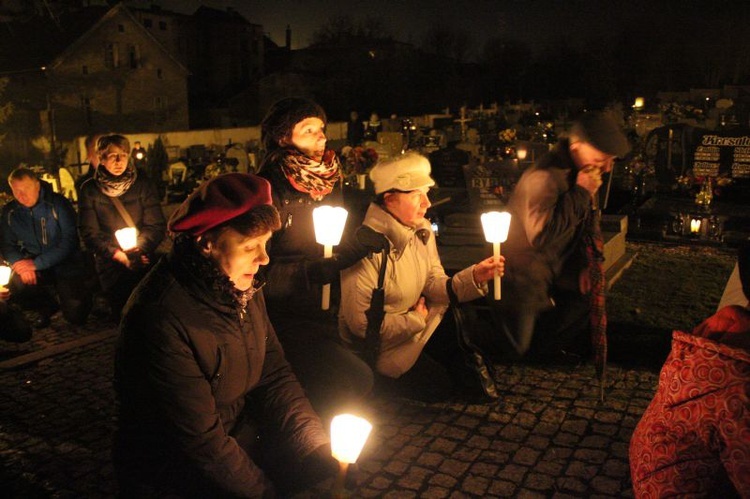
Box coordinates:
[258,97,374,424]
[78,134,166,321]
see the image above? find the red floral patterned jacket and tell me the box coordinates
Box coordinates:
[630,305,750,498]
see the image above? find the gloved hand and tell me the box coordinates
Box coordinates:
[304,230,372,284]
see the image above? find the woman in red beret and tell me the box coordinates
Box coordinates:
[257,97,373,422]
[78,134,166,321]
[114,173,338,497]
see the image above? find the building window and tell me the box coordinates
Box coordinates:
[128,45,139,69]
[82,65,88,75]
[159,21,167,30]
[104,42,119,69]
[156,68,163,79]
[144,18,152,28]
[81,95,93,126]
[118,24,124,33]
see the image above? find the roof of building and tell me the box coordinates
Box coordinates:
[0,4,187,75]
[0,6,109,73]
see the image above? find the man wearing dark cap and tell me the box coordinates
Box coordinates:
[489,111,631,360]
[114,173,338,497]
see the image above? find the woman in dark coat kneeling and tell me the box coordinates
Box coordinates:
[114,173,337,498]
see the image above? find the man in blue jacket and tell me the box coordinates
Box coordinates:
[1,167,92,327]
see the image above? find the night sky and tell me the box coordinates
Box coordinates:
[136,0,741,56]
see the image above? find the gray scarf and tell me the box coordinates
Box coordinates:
[95,163,137,197]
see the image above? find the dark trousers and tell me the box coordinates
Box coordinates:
[488,285,591,360]
[272,312,375,424]
[0,300,32,342]
[115,411,330,498]
[96,258,152,322]
[9,265,92,325]
[374,307,477,403]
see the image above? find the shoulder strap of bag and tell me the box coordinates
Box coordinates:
[109,196,136,228]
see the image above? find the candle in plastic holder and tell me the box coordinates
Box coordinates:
[480,211,511,300]
[0,264,11,286]
[331,414,372,497]
[312,206,348,310]
[115,227,138,251]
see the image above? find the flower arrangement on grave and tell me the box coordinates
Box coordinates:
[623,152,655,199]
[694,176,714,207]
[498,128,517,144]
[0,191,12,208]
[659,102,704,124]
[497,128,517,159]
[344,146,379,175]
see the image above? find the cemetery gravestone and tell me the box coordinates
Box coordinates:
[463,159,520,212]
[691,128,750,179]
[429,147,469,188]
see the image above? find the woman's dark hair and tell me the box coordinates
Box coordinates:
[201,205,281,245]
[260,97,326,154]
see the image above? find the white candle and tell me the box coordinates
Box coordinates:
[331,414,373,464]
[0,265,11,286]
[480,211,512,300]
[312,206,349,310]
[114,227,138,251]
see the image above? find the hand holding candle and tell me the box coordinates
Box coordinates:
[114,227,138,251]
[480,211,511,300]
[331,413,372,497]
[312,206,348,310]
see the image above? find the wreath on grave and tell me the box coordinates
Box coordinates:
[343,146,379,175]
[659,102,705,124]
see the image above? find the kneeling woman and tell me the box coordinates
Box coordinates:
[114,173,337,497]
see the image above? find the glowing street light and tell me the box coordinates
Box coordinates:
[312,205,348,310]
[331,413,372,497]
[480,211,511,300]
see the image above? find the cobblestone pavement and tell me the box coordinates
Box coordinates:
[1,314,659,498]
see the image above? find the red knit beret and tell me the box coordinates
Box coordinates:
[168,173,273,236]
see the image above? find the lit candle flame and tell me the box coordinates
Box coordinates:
[481,211,511,300]
[115,227,138,251]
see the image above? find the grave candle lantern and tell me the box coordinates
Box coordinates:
[0,264,11,286]
[516,146,527,161]
[481,211,511,300]
[690,218,702,234]
[312,205,348,310]
[331,414,372,497]
[114,227,138,251]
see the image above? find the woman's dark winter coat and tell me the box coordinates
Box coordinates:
[114,245,329,497]
[78,171,166,289]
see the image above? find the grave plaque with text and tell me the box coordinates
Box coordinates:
[429,147,469,188]
[463,159,520,211]
[691,128,750,178]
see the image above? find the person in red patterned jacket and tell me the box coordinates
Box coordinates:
[630,241,750,498]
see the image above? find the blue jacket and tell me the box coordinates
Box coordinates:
[1,181,81,271]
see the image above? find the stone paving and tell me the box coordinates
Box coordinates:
[0,314,659,498]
